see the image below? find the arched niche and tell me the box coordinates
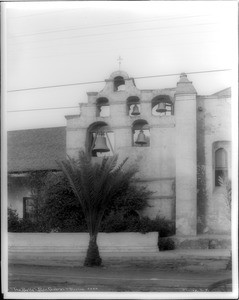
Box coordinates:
[114,76,125,91]
[132,119,150,147]
[96,97,110,117]
[215,148,228,186]
[151,95,173,116]
[212,141,231,187]
[127,96,140,116]
[86,122,114,157]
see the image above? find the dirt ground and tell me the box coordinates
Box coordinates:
[8,259,232,293]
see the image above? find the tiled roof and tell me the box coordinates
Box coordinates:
[8,127,66,172]
[211,87,231,97]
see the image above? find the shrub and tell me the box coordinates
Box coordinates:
[100,212,128,232]
[158,237,175,251]
[39,172,152,233]
[103,185,151,217]
[8,207,21,232]
[39,172,86,232]
[100,214,175,235]
[8,207,50,232]
[138,216,175,236]
[8,170,175,235]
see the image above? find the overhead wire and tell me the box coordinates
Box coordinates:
[7,68,231,101]
[7,106,80,113]
[8,27,219,56]
[8,34,221,62]
[8,22,218,46]
[9,14,211,38]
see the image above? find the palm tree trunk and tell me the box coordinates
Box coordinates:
[84,234,102,267]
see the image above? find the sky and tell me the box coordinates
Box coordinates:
[3,1,237,131]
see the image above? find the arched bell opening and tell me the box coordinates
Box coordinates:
[214,148,228,187]
[151,96,173,116]
[212,141,231,188]
[86,122,114,157]
[96,97,110,117]
[132,119,150,147]
[127,96,141,116]
[114,76,125,91]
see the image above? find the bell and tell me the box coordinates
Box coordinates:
[131,104,140,116]
[93,133,110,152]
[135,130,147,145]
[156,102,166,113]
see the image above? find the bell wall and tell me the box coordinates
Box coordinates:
[66,76,177,225]
[65,71,231,236]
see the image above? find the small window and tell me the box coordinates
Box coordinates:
[23,197,37,221]
[152,96,173,116]
[96,97,110,117]
[114,76,125,91]
[215,148,228,186]
[132,120,150,147]
[87,122,114,157]
[127,96,140,116]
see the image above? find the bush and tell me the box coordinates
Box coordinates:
[158,237,175,251]
[100,214,175,235]
[8,171,175,235]
[8,207,20,232]
[138,216,175,236]
[39,172,87,232]
[39,173,152,233]
[8,207,50,232]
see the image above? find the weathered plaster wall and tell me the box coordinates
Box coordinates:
[197,95,231,233]
[65,71,231,235]
[175,94,197,235]
[9,232,159,253]
[66,72,176,220]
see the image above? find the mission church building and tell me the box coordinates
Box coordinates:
[8,70,231,236]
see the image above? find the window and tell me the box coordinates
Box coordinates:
[132,120,150,147]
[215,148,228,186]
[23,197,37,221]
[151,96,173,116]
[114,76,125,91]
[86,122,114,157]
[96,97,110,117]
[127,96,140,116]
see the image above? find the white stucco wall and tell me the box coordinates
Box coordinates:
[8,232,159,253]
[175,94,197,235]
[198,95,231,233]
[66,74,177,221]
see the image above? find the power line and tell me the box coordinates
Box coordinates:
[9,22,218,46]
[8,34,220,62]
[7,69,231,94]
[132,69,232,80]
[8,28,218,55]
[7,106,80,113]
[9,15,210,39]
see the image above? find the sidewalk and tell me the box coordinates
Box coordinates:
[9,249,231,270]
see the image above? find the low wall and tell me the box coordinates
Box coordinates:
[8,232,159,253]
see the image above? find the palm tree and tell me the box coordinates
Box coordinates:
[57,151,138,267]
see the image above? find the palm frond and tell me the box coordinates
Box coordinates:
[57,151,138,235]
[218,176,231,213]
